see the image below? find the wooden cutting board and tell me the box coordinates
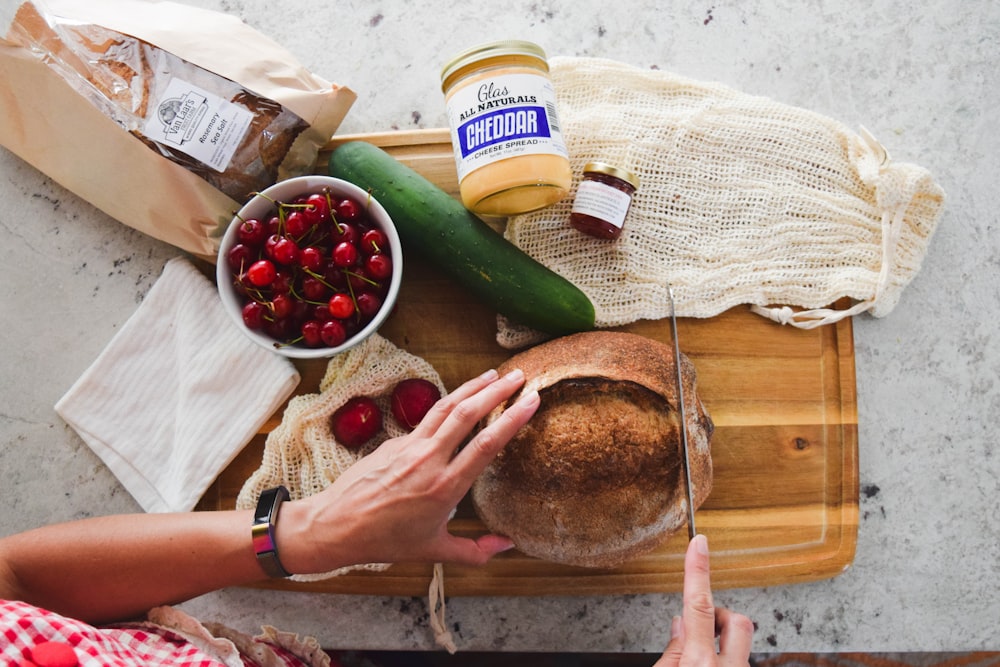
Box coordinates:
[197,128,859,596]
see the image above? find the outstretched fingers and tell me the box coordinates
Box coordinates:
[413,368,503,436]
[452,385,539,482]
[419,368,534,466]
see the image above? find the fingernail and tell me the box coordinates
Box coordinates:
[694,534,708,555]
[504,368,525,382]
[516,389,539,405]
[670,615,683,639]
[480,368,499,381]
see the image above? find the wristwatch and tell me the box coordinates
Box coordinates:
[252,485,292,578]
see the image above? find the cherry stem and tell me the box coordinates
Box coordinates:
[343,270,378,288]
[326,191,346,235]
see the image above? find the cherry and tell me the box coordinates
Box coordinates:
[301,320,323,347]
[360,228,388,255]
[328,293,355,319]
[312,304,333,321]
[285,210,310,237]
[341,316,361,339]
[300,246,324,272]
[291,297,310,322]
[305,193,330,224]
[238,218,268,246]
[347,268,375,292]
[265,317,291,341]
[271,293,295,319]
[320,319,347,347]
[227,243,253,271]
[365,253,392,280]
[330,396,383,449]
[332,241,359,268]
[391,378,442,431]
[234,271,254,295]
[356,292,382,319]
[301,276,328,301]
[272,237,300,265]
[270,270,293,295]
[264,234,281,260]
[324,265,348,289]
[331,222,358,245]
[246,259,277,287]
[242,301,266,329]
[334,197,363,223]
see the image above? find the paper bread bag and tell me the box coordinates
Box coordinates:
[0,0,355,259]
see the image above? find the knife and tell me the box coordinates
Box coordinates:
[667,285,698,541]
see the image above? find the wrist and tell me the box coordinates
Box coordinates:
[270,496,354,575]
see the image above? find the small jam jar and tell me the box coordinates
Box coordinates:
[440,40,572,216]
[569,162,640,240]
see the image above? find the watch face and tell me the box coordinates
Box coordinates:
[254,486,288,524]
[252,486,292,578]
[254,489,275,523]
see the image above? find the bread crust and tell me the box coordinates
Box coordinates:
[472,331,713,568]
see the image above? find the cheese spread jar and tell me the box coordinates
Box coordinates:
[441,40,572,216]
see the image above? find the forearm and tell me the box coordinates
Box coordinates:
[0,369,537,625]
[0,509,272,624]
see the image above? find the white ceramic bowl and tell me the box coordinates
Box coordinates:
[216,175,402,359]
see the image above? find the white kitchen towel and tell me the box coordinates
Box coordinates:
[55,257,300,513]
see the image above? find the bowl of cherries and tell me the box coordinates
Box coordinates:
[216,175,402,358]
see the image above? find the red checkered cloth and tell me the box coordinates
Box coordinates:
[1,599,317,666]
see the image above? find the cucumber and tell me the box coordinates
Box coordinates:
[328,141,595,335]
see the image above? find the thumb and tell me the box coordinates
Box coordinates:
[473,534,517,560]
[434,533,516,566]
[653,616,685,667]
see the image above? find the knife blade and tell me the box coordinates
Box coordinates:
[667,285,698,541]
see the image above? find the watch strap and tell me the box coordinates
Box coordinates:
[252,485,291,578]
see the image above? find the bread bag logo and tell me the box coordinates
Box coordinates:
[155,91,208,146]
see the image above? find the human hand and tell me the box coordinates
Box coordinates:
[655,535,754,667]
[280,368,539,574]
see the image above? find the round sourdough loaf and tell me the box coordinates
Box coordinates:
[471,331,714,568]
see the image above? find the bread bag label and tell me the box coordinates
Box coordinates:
[146,77,254,174]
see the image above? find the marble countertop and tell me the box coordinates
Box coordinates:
[2,0,997,655]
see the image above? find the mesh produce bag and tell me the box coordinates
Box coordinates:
[236,334,460,651]
[235,334,445,581]
[497,57,945,348]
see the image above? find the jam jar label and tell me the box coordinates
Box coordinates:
[571,179,634,228]
[446,72,568,180]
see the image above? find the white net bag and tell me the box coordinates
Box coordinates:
[497,57,945,348]
[235,333,446,581]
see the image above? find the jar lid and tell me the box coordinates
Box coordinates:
[441,40,548,88]
[583,162,640,189]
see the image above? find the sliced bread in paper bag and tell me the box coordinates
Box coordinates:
[498,57,944,347]
[0,0,355,260]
